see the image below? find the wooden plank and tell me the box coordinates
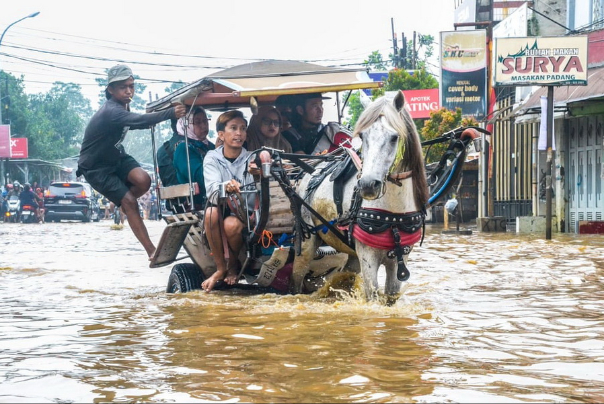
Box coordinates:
[159,183,199,200]
[149,214,199,268]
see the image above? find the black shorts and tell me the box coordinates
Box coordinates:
[78,155,140,206]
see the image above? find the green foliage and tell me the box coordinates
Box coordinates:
[421,107,478,163]
[404,34,435,69]
[341,91,363,129]
[345,59,439,129]
[1,72,92,161]
[0,72,29,131]
[377,67,438,95]
[364,51,388,71]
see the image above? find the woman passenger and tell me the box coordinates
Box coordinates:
[202,110,256,292]
[245,106,292,153]
[172,106,215,210]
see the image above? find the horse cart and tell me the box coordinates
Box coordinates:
[145,60,488,301]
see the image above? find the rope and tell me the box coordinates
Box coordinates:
[257,229,280,249]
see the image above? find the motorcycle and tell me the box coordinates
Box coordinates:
[5,195,20,223]
[20,204,39,223]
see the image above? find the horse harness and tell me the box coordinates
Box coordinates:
[273,148,425,282]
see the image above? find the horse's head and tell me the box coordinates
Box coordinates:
[353,91,429,208]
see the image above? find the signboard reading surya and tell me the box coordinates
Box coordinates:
[494,36,588,86]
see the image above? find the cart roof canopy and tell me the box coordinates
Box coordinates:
[145,60,382,112]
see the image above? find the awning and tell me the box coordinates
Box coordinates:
[145,60,381,112]
[512,65,604,122]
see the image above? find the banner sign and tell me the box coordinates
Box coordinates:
[10,138,28,158]
[402,88,440,119]
[440,30,488,119]
[0,125,10,158]
[494,36,588,86]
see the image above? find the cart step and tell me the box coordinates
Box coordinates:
[149,216,199,268]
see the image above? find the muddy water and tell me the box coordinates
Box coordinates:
[1,220,603,403]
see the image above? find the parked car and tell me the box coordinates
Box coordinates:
[44,182,101,223]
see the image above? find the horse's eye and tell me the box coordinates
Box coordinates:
[390,135,398,143]
[358,133,364,141]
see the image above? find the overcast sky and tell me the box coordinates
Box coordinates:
[1,0,455,107]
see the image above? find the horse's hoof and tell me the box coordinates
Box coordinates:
[385,295,399,306]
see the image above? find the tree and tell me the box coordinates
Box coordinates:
[0,72,91,160]
[0,71,29,131]
[398,33,435,70]
[344,61,439,129]
[374,67,438,96]
[363,51,388,71]
[27,82,92,159]
[421,107,478,164]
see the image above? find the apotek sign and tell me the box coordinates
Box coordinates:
[494,36,588,86]
[402,89,439,119]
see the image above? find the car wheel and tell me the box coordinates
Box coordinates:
[82,209,92,223]
[166,263,204,293]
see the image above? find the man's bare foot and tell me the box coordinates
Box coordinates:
[224,268,239,285]
[202,270,225,292]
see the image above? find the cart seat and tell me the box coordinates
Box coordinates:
[159,183,200,199]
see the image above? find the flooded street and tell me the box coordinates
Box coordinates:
[1,219,604,403]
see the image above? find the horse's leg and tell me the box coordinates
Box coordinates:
[344,255,361,274]
[383,257,403,304]
[355,243,381,301]
[290,234,319,294]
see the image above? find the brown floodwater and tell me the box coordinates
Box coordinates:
[1,219,603,403]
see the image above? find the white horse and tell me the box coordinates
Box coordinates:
[290,90,428,303]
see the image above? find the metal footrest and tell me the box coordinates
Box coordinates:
[149,215,199,268]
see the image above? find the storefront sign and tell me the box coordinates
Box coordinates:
[10,138,28,158]
[494,36,588,86]
[402,88,440,119]
[0,125,10,158]
[440,30,488,119]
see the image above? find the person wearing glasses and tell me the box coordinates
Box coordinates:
[245,106,292,153]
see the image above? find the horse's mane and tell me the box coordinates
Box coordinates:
[352,95,429,210]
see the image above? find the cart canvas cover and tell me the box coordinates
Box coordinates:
[146,60,381,112]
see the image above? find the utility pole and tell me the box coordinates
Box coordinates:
[401,33,407,69]
[413,31,417,69]
[391,18,399,68]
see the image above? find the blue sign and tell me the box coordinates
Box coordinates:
[364,72,389,95]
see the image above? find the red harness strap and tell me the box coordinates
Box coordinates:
[352,224,421,250]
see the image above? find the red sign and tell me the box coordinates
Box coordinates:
[403,89,440,119]
[0,125,10,158]
[10,138,28,158]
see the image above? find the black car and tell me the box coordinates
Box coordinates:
[44,182,101,222]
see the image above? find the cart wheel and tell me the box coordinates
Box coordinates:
[166,263,204,293]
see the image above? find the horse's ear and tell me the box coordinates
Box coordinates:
[250,96,259,115]
[393,90,406,112]
[359,90,372,108]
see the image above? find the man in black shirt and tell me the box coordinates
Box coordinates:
[77,64,186,259]
[282,93,348,155]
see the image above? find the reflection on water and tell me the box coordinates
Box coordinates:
[1,221,604,402]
